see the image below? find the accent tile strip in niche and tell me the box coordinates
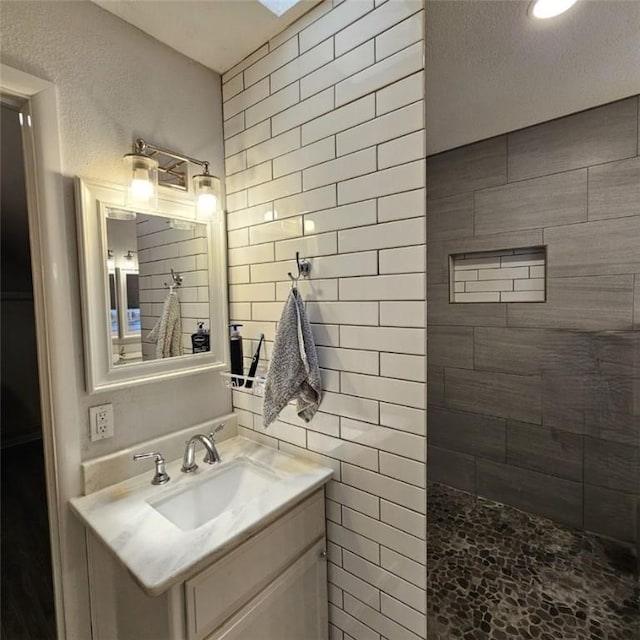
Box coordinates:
[450,246,546,303]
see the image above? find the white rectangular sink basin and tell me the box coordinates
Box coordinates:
[149,459,279,531]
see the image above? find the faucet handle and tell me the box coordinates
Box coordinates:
[206,424,224,464]
[209,423,225,441]
[133,452,170,485]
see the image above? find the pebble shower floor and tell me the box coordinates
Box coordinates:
[427,483,639,640]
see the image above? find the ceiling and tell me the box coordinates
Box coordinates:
[426,0,640,153]
[93,0,640,153]
[92,0,321,74]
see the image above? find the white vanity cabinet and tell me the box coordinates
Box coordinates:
[87,490,328,640]
[204,538,327,640]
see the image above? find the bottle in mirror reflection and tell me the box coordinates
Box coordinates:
[191,321,210,353]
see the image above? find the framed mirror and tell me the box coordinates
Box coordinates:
[75,178,229,393]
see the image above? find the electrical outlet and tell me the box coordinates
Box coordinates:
[89,404,114,441]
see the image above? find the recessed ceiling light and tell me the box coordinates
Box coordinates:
[529,0,578,19]
[258,0,302,17]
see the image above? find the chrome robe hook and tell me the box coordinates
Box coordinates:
[288,251,311,287]
[164,268,183,290]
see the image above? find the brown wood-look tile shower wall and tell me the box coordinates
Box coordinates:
[427,96,640,545]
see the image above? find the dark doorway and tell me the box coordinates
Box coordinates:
[1,99,56,639]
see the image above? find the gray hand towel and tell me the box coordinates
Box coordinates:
[263,288,322,428]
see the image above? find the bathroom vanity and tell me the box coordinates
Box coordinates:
[72,173,333,639]
[70,174,334,638]
[71,437,333,640]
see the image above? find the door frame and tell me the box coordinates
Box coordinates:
[1,64,91,639]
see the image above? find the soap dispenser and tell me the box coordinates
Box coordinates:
[229,323,244,386]
[191,321,210,353]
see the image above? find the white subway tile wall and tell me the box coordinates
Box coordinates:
[137,216,210,358]
[450,247,546,303]
[222,0,426,636]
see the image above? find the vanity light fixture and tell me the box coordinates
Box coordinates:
[193,167,221,221]
[107,208,137,221]
[529,0,578,19]
[123,139,159,209]
[123,138,221,220]
[168,219,197,231]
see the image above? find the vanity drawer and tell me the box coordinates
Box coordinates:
[185,489,325,640]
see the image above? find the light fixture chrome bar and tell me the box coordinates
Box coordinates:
[124,138,220,219]
[136,138,209,172]
[132,138,211,192]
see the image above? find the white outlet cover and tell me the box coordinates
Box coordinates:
[89,403,114,442]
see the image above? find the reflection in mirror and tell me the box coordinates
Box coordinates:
[124,272,140,334]
[108,271,118,337]
[117,267,140,343]
[106,211,210,366]
[76,178,228,393]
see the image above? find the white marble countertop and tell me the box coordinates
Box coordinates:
[70,436,333,596]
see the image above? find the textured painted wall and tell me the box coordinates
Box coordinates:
[0,0,230,460]
[1,5,228,635]
[425,0,640,153]
[427,96,640,545]
[221,1,427,637]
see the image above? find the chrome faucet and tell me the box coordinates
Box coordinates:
[181,434,219,473]
[133,452,170,485]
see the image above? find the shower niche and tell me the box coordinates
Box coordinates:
[449,246,547,303]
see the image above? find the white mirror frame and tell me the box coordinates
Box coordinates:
[75,177,229,394]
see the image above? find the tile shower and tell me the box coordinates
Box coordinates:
[427,97,639,638]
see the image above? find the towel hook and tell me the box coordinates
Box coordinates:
[288,252,311,287]
[164,268,183,291]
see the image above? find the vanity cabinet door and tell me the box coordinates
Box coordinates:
[206,538,328,640]
[185,490,325,640]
